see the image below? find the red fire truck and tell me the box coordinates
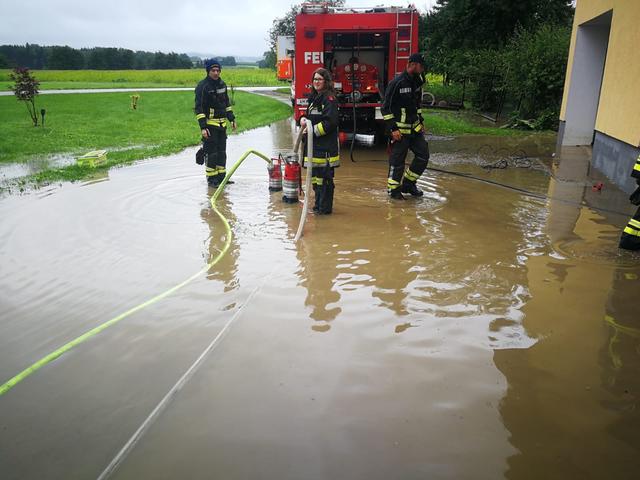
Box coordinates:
[290,3,420,142]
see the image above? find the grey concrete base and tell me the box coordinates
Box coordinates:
[556,121,566,152]
[592,131,639,194]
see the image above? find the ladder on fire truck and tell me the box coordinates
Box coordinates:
[394,9,414,75]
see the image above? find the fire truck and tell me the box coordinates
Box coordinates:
[290,3,420,142]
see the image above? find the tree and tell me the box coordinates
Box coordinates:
[267,1,345,63]
[258,50,276,69]
[10,67,40,126]
[222,56,237,67]
[424,0,573,52]
[48,46,85,69]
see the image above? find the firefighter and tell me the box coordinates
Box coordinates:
[301,67,340,215]
[619,153,640,250]
[381,53,429,200]
[194,58,236,187]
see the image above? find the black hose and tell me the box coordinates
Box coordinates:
[424,165,633,217]
[350,58,357,162]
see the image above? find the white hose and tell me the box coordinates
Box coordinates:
[293,119,313,242]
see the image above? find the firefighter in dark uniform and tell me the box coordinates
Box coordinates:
[381,53,429,199]
[302,67,340,215]
[619,153,640,250]
[194,58,236,187]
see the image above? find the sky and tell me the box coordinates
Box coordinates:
[0,0,438,58]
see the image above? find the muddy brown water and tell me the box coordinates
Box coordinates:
[1,119,639,479]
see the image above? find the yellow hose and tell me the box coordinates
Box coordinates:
[0,149,272,397]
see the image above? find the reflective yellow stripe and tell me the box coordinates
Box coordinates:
[312,176,323,185]
[307,155,340,166]
[205,167,217,177]
[196,113,206,120]
[206,119,227,127]
[400,108,406,124]
[624,226,640,236]
[388,178,400,190]
[217,167,227,174]
[629,219,640,229]
[316,122,326,136]
[414,123,423,132]
[417,108,422,114]
[226,106,233,112]
[383,113,394,120]
[634,162,640,172]
[404,169,419,182]
[396,122,412,128]
[398,128,411,134]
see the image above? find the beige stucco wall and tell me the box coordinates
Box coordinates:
[560,0,640,146]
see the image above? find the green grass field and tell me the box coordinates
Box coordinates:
[0,68,285,90]
[0,90,292,183]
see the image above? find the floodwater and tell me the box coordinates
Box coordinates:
[0,119,639,480]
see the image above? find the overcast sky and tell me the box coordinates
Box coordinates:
[0,0,438,58]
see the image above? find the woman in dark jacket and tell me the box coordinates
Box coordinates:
[303,67,340,215]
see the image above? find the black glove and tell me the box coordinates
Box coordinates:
[630,186,640,206]
[195,147,205,165]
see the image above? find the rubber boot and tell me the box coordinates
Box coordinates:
[619,233,640,250]
[318,178,334,214]
[401,179,423,197]
[389,188,405,200]
[313,185,320,213]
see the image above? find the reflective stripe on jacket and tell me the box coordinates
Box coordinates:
[303,91,340,168]
[381,71,424,134]
[194,76,235,130]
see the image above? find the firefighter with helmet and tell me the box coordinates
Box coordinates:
[195,58,237,187]
[381,53,430,199]
[301,67,340,215]
[619,153,640,250]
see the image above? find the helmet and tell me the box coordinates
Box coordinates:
[204,58,222,72]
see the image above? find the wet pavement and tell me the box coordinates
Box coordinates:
[0,119,639,479]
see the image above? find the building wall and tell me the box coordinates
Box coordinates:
[560,0,640,148]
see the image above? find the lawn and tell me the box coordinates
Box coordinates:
[0,68,286,90]
[0,90,292,183]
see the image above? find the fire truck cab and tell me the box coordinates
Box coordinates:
[291,3,420,142]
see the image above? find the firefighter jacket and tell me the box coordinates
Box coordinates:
[304,91,340,168]
[194,76,235,130]
[632,154,640,181]
[381,70,425,135]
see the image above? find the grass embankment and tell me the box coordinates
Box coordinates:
[0,68,284,90]
[424,110,523,136]
[0,90,292,183]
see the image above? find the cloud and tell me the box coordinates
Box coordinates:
[0,0,436,57]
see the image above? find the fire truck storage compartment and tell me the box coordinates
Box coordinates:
[325,32,390,135]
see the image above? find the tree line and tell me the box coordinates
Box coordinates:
[0,44,238,70]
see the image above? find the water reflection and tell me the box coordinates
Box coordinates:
[201,188,239,295]
[601,266,640,452]
[494,146,640,480]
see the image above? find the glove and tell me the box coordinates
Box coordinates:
[195,147,205,165]
[630,186,640,206]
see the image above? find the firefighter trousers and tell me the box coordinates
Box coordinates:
[619,206,640,250]
[312,165,335,215]
[387,133,430,191]
[203,126,227,184]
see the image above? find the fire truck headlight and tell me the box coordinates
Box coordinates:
[351,90,363,102]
